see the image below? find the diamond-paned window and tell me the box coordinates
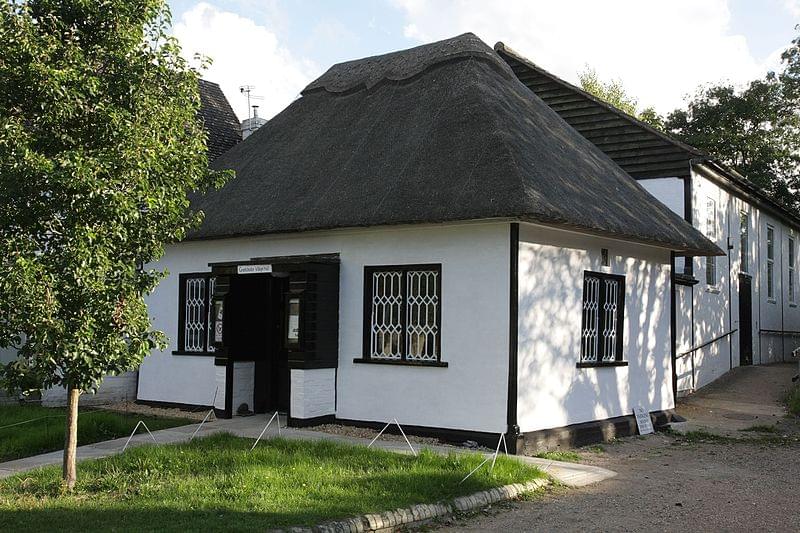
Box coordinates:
[178,273,215,354]
[370,271,403,360]
[580,271,625,364]
[406,270,439,361]
[364,265,442,364]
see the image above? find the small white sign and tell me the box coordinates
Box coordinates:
[633,406,654,435]
[237,264,272,274]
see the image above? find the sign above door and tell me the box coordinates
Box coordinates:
[237,264,272,274]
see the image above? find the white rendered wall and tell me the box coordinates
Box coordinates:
[290,368,336,419]
[689,171,734,388]
[639,177,684,219]
[516,224,673,433]
[138,222,510,434]
[690,166,800,377]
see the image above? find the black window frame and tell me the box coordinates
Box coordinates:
[174,272,216,356]
[356,264,446,367]
[577,270,627,368]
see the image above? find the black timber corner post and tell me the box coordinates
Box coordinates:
[670,251,678,403]
[506,223,521,453]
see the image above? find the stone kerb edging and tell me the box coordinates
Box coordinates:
[277,478,550,533]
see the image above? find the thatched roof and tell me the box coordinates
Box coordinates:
[194,33,720,256]
[198,80,240,161]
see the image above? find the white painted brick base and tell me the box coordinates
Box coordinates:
[290,368,336,420]
[214,366,226,411]
[41,371,138,407]
[232,361,255,413]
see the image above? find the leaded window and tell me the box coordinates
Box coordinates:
[580,271,625,364]
[178,273,216,354]
[363,265,442,364]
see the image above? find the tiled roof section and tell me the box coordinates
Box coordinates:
[495,42,702,179]
[198,79,241,161]
[495,42,800,229]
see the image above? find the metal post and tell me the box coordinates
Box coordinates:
[122,420,157,452]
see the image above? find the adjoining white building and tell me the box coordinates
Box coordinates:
[136,34,720,452]
[496,43,800,395]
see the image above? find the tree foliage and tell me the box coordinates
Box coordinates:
[578,67,664,128]
[0,1,229,395]
[664,28,800,210]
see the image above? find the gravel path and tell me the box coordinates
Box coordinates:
[438,364,800,532]
[438,432,800,532]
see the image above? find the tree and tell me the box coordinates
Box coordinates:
[664,27,800,210]
[0,0,229,489]
[578,67,664,128]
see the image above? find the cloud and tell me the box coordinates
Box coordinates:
[784,0,800,18]
[391,0,773,112]
[173,2,318,120]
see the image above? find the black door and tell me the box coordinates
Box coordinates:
[739,273,753,366]
[253,276,290,413]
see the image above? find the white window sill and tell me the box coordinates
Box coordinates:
[706,286,721,294]
[768,298,777,304]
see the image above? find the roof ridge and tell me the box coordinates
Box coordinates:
[304,33,514,95]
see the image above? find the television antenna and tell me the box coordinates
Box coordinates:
[239,85,264,120]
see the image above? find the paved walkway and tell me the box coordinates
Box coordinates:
[0,413,614,487]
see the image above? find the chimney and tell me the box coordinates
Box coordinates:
[241,104,267,140]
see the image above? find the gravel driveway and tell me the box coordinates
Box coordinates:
[439,364,800,532]
[439,432,800,532]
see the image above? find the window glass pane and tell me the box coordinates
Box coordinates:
[370,270,403,359]
[406,269,439,361]
[581,276,600,362]
[706,256,716,286]
[206,276,216,352]
[601,278,620,362]
[582,273,624,363]
[706,198,715,240]
[767,226,774,259]
[740,212,748,273]
[767,226,775,299]
[184,277,207,352]
[789,238,795,303]
[768,261,775,299]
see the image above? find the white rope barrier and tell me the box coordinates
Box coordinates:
[367,418,417,456]
[121,420,157,452]
[189,387,219,442]
[250,411,282,451]
[459,432,508,485]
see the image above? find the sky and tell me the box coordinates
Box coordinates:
[167,0,800,121]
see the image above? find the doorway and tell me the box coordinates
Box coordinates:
[224,273,290,414]
[208,255,340,422]
[739,273,753,366]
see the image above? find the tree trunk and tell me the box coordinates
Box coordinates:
[62,386,81,490]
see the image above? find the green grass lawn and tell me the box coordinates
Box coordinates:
[534,450,583,463]
[0,403,191,462]
[0,433,544,532]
